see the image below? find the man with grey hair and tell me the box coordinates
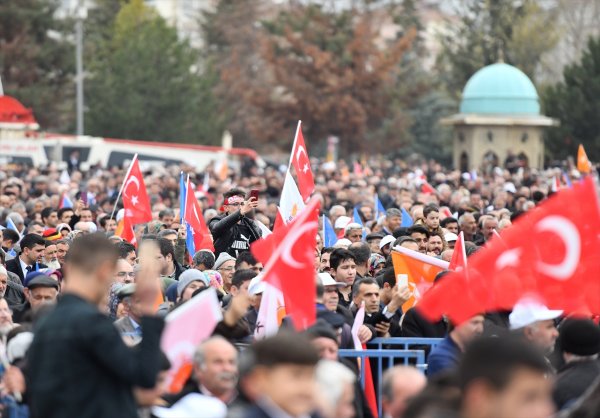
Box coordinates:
[165,336,238,406]
[381,366,427,418]
[344,223,364,244]
[328,205,346,228]
[458,212,478,242]
[383,208,402,236]
[0,266,25,308]
[192,250,215,271]
[73,221,97,234]
[314,360,356,418]
[6,212,25,234]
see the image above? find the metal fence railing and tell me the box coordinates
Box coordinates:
[338,338,444,417]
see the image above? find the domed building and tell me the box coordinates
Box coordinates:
[442,62,557,171]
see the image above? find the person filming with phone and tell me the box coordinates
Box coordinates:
[209,188,262,258]
[351,272,412,339]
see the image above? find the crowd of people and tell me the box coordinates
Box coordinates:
[0,154,598,418]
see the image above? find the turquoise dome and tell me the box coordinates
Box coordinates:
[459,63,540,115]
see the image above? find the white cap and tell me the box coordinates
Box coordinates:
[344,222,363,232]
[444,232,458,242]
[333,238,352,249]
[504,182,517,194]
[379,235,395,250]
[248,274,266,295]
[318,272,345,288]
[509,298,563,330]
[334,216,351,229]
[153,394,227,418]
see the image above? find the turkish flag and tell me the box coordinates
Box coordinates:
[449,231,467,273]
[184,178,214,251]
[290,122,314,201]
[120,216,137,246]
[252,197,320,330]
[122,157,152,224]
[417,177,600,324]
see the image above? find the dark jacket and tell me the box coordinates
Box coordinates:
[553,359,600,410]
[401,307,447,338]
[209,211,261,258]
[27,293,165,418]
[427,335,461,378]
[5,258,47,284]
[12,301,32,323]
[4,280,25,309]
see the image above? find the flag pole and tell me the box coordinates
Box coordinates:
[287,120,302,173]
[182,173,190,226]
[110,153,138,221]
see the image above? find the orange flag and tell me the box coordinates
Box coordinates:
[577,144,591,174]
[391,247,449,313]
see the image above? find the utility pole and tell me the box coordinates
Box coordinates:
[75,0,86,136]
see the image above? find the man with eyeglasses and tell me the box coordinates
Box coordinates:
[114,259,135,284]
[234,251,263,274]
[208,189,261,258]
[214,253,236,293]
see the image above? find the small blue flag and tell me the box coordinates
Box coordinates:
[353,207,367,240]
[374,194,386,220]
[323,215,337,247]
[6,218,21,239]
[562,170,573,188]
[180,172,196,257]
[401,207,413,227]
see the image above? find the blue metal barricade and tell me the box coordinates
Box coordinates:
[338,348,426,418]
[368,337,444,352]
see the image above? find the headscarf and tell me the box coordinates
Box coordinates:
[369,253,386,276]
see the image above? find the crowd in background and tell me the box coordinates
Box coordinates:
[0,153,598,418]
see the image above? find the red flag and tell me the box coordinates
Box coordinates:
[290,122,314,201]
[273,209,285,233]
[122,157,152,224]
[449,231,467,273]
[351,303,378,418]
[418,178,600,324]
[120,216,137,246]
[184,178,214,251]
[252,197,320,330]
[421,181,436,195]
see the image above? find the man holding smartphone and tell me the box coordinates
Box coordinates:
[209,188,262,258]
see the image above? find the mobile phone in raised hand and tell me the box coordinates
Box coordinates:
[397,274,409,288]
[249,189,259,201]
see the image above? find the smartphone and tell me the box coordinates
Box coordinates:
[372,312,392,324]
[249,189,259,201]
[80,188,88,205]
[397,274,409,289]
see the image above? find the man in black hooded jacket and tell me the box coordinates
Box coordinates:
[209,189,261,258]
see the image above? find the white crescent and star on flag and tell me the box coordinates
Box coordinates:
[494,215,581,281]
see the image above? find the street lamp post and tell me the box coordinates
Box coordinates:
[75,0,86,136]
